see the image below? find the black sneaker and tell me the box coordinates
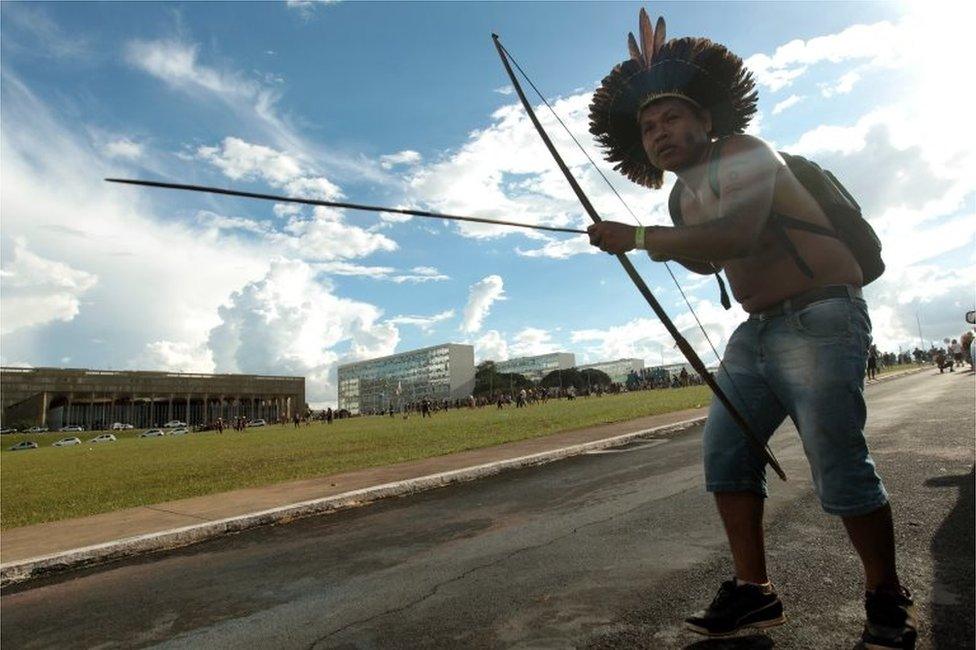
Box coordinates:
[861,586,917,649]
[684,579,786,636]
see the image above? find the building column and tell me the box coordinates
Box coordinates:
[88,391,95,430]
[186,394,191,425]
[167,395,173,422]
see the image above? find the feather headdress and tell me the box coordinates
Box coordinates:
[589,8,758,189]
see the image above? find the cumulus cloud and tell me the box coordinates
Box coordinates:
[0,239,98,334]
[138,340,215,374]
[474,329,509,362]
[509,327,560,357]
[207,258,399,404]
[460,275,505,333]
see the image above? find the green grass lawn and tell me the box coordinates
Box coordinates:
[0,386,710,529]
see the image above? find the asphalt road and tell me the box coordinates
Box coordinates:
[2,370,972,650]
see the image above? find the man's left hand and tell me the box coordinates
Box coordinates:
[587,222,636,255]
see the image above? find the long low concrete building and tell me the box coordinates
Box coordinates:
[0,367,305,430]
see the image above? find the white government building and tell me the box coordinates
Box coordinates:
[337,343,475,415]
[577,358,645,383]
[494,352,575,383]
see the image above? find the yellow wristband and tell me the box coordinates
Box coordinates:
[634,226,645,250]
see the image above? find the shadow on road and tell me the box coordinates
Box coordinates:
[683,633,774,649]
[925,466,975,650]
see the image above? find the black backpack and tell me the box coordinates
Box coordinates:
[668,142,885,309]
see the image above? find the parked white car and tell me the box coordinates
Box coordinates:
[0,427,18,434]
[89,433,117,443]
[8,441,37,451]
[246,419,267,428]
[111,422,134,430]
[53,437,82,447]
[139,429,166,438]
[169,427,189,436]
[163,420,187,429]
[28,426,50,433]
[60,425,84,432]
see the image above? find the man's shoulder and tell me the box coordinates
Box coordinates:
[715,134,781,166]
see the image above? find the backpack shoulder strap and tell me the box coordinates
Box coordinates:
[707,139,724,198]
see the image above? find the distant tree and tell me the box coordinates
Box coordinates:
[474,361,533,396]
[539,368,611,391]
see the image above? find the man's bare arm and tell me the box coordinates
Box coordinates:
[646,136,780,262]
[670,257,718,275]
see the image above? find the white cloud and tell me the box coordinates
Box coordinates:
[207,258,399,406]
[572,299,748,368]
[474,329,509,362]
[744,20,905,92]
[820,70,861,97]
[771,94,803,115]
[388,309,455,332]
[509,327,560,357]
[102,138,144,160]
[493,85,514,96]
[138,340,214,374]
[379,150,422,169]
[0,238,98,334]
[460,275,505,333]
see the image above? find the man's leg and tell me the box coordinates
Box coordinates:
[842,503,900,591]
[715,491,768,584]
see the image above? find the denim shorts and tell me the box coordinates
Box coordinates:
[702,290,889,516]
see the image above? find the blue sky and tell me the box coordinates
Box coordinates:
[2,1,973,405]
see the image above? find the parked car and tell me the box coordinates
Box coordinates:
[8,441,38,451]
[111,422,135,430]
[27,426,50,433]
[139,429,166,438]
[60,425,84,432]
[169,427,189,436]
[53,437,82,447]
[0,427,18,434]
[246,419,267,428]
[163,420,187,429]
[89,433,117,443]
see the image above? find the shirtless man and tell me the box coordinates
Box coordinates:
[586,10,915,650]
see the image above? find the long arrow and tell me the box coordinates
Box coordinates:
[491,34,786,481]
[105,178,587,235]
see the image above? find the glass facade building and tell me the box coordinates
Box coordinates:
[577,358,645,384]
[495,352,575,383]
[337,343,475,415]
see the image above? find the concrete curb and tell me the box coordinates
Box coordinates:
[0,416,706,587]
[867,366,930,385]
